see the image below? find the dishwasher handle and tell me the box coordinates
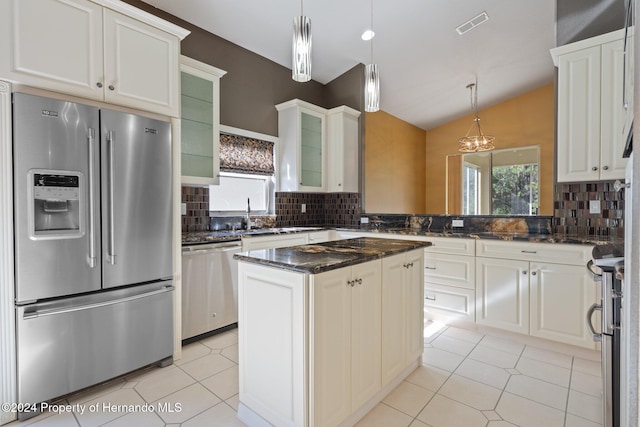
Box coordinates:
[182,242,242,255]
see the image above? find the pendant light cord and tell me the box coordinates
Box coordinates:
[370,0,374,63]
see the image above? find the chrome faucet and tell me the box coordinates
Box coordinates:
[245,198,251,230]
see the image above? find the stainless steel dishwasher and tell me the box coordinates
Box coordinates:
[181,240,242,340]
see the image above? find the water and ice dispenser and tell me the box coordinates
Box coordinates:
[28,170,84,239]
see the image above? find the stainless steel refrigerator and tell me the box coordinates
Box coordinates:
[12,93,174,411]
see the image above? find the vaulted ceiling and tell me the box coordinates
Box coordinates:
[142,0,556,130]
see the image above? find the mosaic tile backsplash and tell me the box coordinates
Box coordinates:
[182,186,210,232]
[553,180,625,238]
[275,192,361,227]
[183,179,624,238]
[182,188,361,231]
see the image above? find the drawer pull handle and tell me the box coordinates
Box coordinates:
[425,296,436,301]
[425,266,436,270]
[521,250,537,254]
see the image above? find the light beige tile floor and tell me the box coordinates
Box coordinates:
[7,324,603,427]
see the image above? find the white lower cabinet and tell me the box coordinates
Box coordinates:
[476,257,530,334]
[381,250,424,386]
[241,233,308,251]
[308,230,331,243]
[423,237,476,323]
[310,261,381,426]
[529,262,596,348]
[238,249,424,427]
[475,240,596,349]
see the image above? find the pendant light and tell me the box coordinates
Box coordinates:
[458,79,495,152]
[292,0,311,82]
[364,0,380,112]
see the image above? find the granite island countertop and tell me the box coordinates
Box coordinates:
[234,237,432,274]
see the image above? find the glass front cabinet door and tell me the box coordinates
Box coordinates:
[180,56,226,186]
[276,99,326,192]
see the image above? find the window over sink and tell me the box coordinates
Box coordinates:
[209,172,274,213]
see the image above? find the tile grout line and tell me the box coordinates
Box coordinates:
[563,356,575,427]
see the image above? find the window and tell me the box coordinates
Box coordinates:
[463,163,480,215]
[209,127,277,214]
[209,172,274,213]
[492,163,539,215]
[459,146,539,215]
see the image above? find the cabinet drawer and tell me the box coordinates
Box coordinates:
[424,253,475,289]
[423,236,475,256]
[424,284,475,323]
[475,240,592,265]
[308,231,331,243]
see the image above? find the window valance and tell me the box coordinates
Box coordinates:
[219,132,275,176]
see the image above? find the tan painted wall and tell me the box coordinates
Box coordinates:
[365,111,427,213]
[425,84,555,215]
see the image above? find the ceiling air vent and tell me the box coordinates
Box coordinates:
[456,11,489,35]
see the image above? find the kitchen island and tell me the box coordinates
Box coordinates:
[235,237,431,427]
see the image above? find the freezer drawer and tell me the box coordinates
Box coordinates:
[16,282,174,405]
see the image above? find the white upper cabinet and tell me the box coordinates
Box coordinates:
[326,106,361,192]
[277,99,327,192]
[276,99,360,193]
[180,56,226,186]
[0,0,189,116]
[552,29,632,182]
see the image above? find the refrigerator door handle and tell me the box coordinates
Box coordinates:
[107,130,116,265]
[22,286,174,320]
[87,128,97,268]
[587,302,603,342]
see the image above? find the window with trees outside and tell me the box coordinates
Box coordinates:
[461,146,539,216]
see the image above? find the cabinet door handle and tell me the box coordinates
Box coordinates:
[523,270,528,275]
[531,271,537,276]
[108,84,115,91]
[347,280,355,287]
[356,278,363,285]
[425,295,436,301]
[603,166,609,171]
[592,166,598,171]
[403,262,414,269]
[96,82,103,88]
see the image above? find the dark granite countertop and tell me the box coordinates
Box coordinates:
[339,227,624,246]
[182,226,326,245]
[234,237,432,274]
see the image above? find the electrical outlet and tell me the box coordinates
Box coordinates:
[589,200,601,214]
[301,203,306,213]
[452,219,464,228]
[181,203,187,215]
[360,217,369,224]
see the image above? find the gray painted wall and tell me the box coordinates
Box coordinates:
[125,0,364,139]
[557,0,627,46]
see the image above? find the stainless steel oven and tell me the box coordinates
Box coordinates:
[588,253,624,427]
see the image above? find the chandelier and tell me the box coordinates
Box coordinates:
[458,80,495,152]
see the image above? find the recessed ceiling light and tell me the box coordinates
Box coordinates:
[361,30,375,41]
